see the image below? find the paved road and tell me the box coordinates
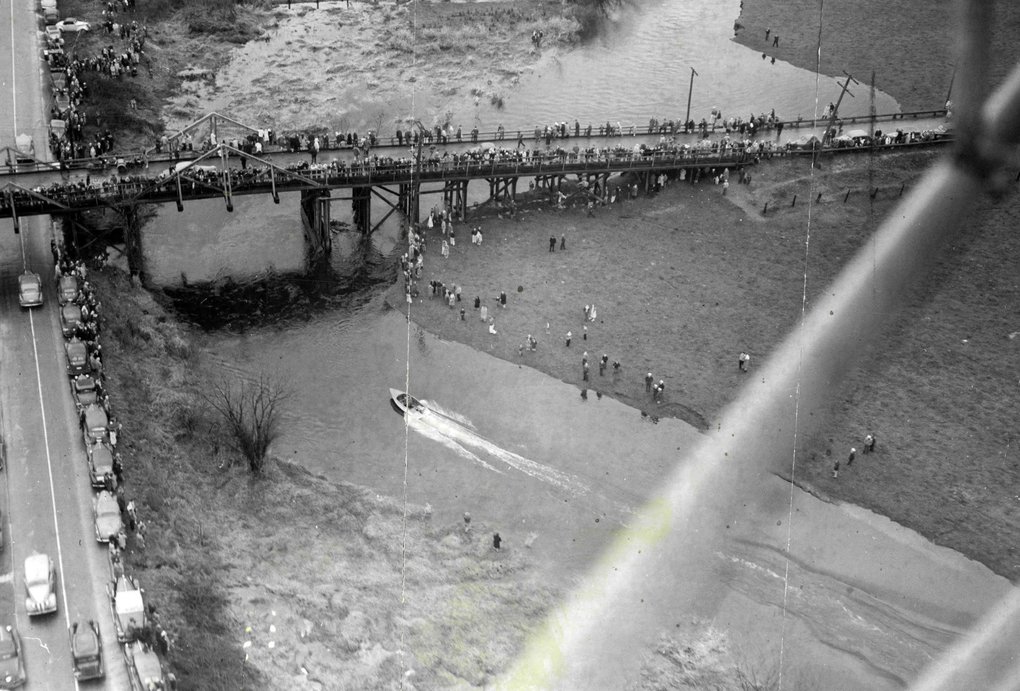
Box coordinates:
[1,0,128,688]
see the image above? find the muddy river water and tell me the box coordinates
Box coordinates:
[143,1,1012,688]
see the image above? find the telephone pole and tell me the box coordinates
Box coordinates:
[685,67,698,127]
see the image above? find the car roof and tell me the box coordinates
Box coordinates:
[0,627,15,656]
[84,406,108,426]
[62,303,82,317]
[97,492,118,510]
[71,624,99,655]
[115,588,143,614]
[25,553,51,576]
[18,272,40,284]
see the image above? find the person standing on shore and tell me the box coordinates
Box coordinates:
[499,291,507,308]
[864,433,876,453]
[565,331,572,347]
[549,236,556,252]
[832,459,840,479]
[739,352,751,372]
[847,447,856,467]
[645,372,653,392]
[560,234,566,250]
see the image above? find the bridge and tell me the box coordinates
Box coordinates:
[1,110,953,265]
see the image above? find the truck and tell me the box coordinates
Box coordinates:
[107,574,146,642]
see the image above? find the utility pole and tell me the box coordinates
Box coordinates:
[823,71,859,145]
[685,67,698,128]
[410,120,427,227]
[945,63,957,107]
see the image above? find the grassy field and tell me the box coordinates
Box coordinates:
[734,0,1020,112]
[394,147,1020,581]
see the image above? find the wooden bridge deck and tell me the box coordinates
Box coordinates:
[0,148,753,219]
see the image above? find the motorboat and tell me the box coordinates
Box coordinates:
[390,389,425,416]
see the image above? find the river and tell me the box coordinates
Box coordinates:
[145,1,1012,688]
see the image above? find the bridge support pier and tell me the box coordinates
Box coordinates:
[301,189,332,260]
[442,180,468,221]
[352,186,371,234]
[486,177,518,212]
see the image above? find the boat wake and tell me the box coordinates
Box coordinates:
[407,402,589,498]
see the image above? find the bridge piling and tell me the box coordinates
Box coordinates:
[352,186,371,234]
[301,189,332,259]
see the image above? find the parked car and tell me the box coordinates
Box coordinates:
[57,273,78,304]
[72,373,99,410]
[24,554,57,616]
[69,620,104,681]
[86,443,114,489]
[65,338,89,376]
[125,640,175,691]
[0,624,26,689]
[44,24,62,44]
[82,404,109,446]
[108,574,145,642]
[42,7,58,25]
[60,302,82,338]
[93,491,122,543]
[54,18,90,33]
[17,272,42,308]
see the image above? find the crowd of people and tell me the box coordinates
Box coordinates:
[43,2,150,164]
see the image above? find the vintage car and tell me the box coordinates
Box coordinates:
[93,491,122,543]
[17,272,42,308]
[108,574,146,642]
[54,18,91,33]
[65,338,90,376]
[57,273,79,303]
[72,373,99,410]
[87,442,115,489]
[82,404,109,446]
[24,553,57,616]
[60,302,82,338]
[125,640,176,691]
[0,624,26,689]
[69,620,104,681]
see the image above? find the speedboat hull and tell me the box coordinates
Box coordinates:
[390,389,424,416]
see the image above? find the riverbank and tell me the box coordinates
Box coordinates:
[734,0,1020,112]
[57,0,580,151]
[97,268,564,688]
[391,149,1019,582]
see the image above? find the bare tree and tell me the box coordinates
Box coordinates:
[203,373,289,474]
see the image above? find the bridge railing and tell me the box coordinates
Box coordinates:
[0,135,955,217]
[5,109,950,180]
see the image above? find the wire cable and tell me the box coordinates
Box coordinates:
[778,1,825,687]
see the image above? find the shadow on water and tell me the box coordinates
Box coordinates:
[162,232,400,331]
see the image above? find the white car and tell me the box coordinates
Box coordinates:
[24,553,57,616]
[54,18,90,33]
[17,272,43,308]
[93,491,123,543]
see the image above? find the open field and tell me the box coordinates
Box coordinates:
[735,0,1020,112]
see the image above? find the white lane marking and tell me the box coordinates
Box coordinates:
[28,307,76,654]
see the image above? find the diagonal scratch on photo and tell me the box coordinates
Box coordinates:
[0,0,1018,688]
